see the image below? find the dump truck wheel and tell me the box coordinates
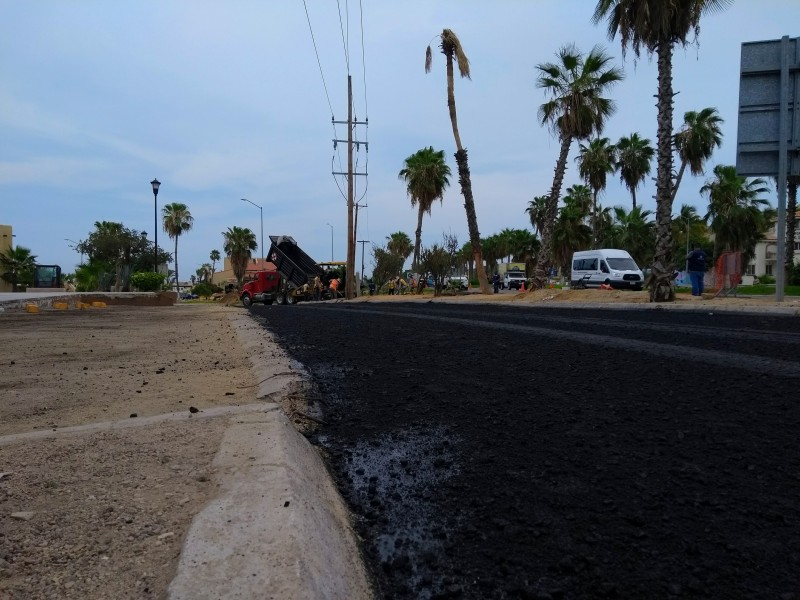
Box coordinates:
[287,293,296,305]
[241,294,253,307]
[276,291,287,305]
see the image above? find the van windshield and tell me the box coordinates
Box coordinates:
[607,257,638,271]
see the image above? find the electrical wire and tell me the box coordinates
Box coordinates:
[336,0,350,74]
[302,0,336,121]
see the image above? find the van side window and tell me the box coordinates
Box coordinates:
[589,258,597,270]
[600,260,609,273]
[573,259,580,270]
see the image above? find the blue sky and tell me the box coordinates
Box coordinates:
[1,1,797,278]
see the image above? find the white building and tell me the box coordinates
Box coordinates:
[748,213,800,278]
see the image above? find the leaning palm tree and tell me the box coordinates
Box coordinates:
[222,226,257,289]
[535,44,623,284]
[398,147,451,269]
[162,203,193,291]
[672,107,724,202]
[702,165,771,265]
[0,245,37,292]
[210,249,221,281]
[615,132,654,210]
[426,29,490,294]
[576,137,617,246]
[593,0,732,302]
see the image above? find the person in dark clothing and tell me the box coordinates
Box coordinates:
[492,273,501,294]
[686,244,707,296]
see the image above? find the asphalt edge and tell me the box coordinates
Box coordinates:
[167,308,373,600]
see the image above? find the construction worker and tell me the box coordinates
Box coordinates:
[387,277,396,295]
[313,275,323,301]
[328,277,340,299]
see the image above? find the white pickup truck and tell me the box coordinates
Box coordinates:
[503,269,527,290]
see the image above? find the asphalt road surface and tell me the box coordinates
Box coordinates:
[249,302,800,600]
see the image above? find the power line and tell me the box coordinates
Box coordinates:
[336,0,350,74]
[302,0,336,120]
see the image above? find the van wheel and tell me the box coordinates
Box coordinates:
[241,294,252,307]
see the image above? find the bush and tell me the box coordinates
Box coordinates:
[192,282,218,299]
[130,272,166,291]
[787,263,800,286]
[758,273,776,285]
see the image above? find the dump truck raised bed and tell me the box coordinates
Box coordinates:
[267,235,326,305]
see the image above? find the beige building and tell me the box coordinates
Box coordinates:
[0,224,13,292]
[747,212,800,278]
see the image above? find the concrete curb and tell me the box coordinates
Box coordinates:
[167,310,372,600]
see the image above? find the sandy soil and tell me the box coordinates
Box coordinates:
[0,304,261,600]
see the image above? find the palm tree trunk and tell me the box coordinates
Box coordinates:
[650,42,676,303]
[592,189,598,248]
[455,149,490,294]
[414,206,424,271]
[670,159,688,204]
[534,133,572,285]
[446,55,489,294]
[787,177,798,272]
[631,188,637,211]
[174,238,179,293]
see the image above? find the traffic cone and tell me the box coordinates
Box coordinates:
[520,281,525,292]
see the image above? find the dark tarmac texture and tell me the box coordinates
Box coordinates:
[251,302,800,600]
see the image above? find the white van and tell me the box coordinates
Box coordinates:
[570,249,644,290]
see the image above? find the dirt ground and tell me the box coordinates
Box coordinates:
[0,304,261,600]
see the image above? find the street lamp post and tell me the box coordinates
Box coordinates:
[65,238,84,264]
[151,179,160,273]
[241,199,264,264]
[326,223,333,261]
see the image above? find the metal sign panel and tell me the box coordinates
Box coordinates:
[736,36,799,177]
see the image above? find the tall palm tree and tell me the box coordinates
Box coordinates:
[398,147,451,269]
[222,226,257,288]
[426,29,490,294]
[576,137,617,245]
[593,0,732,302]
[526,195,549,235]
[562,184,593,219]
[162,203,193,290]
[702,165,771,266]
[672,107,724,202]
[615,132,654,210]
[210,249,221,281]
[535,44,624,284]
[0,245,37,292]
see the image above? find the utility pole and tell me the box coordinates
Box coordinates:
[333,75,368,299]
[357,239,369,287]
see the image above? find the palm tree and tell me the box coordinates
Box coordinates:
[426,29,490,294]
[552,203,592,281]
[0,245,37,292]
[526,195,549,235]
[162,203,193,291]
[593,0,732,302]
[386,232,413,268]
[562,184,593,218]
[787,176,799,271]
[576,137,617,245]
[398,147,452,269]
[673,107,724,202]
[609,205,656,267]
[534,44,623,284]
[702,165,771,266]
[615,132,654,210]
[222,226,257,288]
[210,249,221,281]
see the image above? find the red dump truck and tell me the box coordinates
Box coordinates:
[240,235,326,307]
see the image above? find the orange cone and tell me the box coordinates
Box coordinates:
[520,281,525,292]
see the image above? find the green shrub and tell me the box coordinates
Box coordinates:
[192,282,218,299]
[758,273,776,285]
[130,272,166,291]
[789,263,800,286]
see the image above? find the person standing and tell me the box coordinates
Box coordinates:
[686,244,707,297]
[492,272,501,294]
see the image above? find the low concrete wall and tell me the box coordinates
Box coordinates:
[0,291,177,309]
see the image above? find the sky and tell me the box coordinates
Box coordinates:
[1,1,797,279]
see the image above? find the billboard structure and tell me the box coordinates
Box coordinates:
[736,36,799,301]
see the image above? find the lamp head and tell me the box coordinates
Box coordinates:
[151,179,161,195]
